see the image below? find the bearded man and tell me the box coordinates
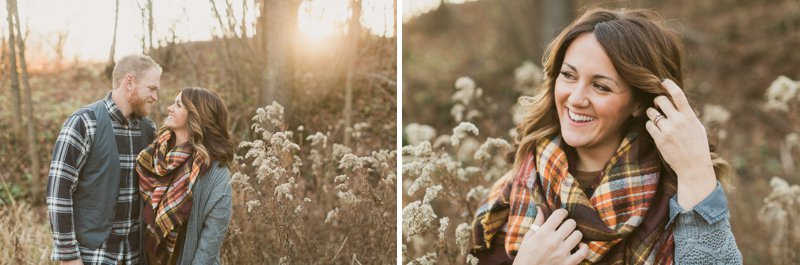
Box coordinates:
[46,54,161,265]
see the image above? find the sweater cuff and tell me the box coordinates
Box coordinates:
[667,181,729,227]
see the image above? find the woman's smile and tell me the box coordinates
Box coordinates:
[566,108,595,125]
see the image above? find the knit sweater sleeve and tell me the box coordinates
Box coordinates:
[669,182,743,264]
[191,167,233,265]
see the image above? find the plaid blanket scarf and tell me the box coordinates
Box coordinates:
[471,131,677,264]
[136,131,206,263]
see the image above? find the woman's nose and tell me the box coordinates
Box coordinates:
[567,84,590,107]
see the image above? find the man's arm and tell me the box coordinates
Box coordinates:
[46,113,92,261]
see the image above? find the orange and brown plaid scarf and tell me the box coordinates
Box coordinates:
[472,131,677,264]
[136,130,205,263]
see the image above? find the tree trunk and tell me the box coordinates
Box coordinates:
[138,2,147,53]
[10,0,42,202]
[495,0,538,60]
[147,0,154,54]
[1,27,7,91]
[393,0,397,37]
[256,0,266,103]
[5,0,22,140]
[344,68,354,145]
[343,0,362,146]
[54,31,67,66]
[261,0,295,111]
[534,0,573,60]
[256,0,267,57]
[240,0,248,37]
[105,0,120,80]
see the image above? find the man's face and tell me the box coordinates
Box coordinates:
[128,68,161,119]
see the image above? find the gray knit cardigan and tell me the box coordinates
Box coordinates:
[177,161,232,265]
[671,182,742,264]
[140,161,231,265]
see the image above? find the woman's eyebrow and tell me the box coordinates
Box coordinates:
[563,62,619,86]
[563,63,577,72]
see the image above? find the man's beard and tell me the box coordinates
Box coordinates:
[129,93,151,119]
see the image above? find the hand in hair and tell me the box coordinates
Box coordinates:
[644,79,717,210]
[513,208,589,265]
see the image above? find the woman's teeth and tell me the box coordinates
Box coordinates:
[568,109,594,122]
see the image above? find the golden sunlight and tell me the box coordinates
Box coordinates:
[1,0,393,67]
[297,0,395,42]
[297,0,351,40]
[403,0,477,23]
[361,0,395,37]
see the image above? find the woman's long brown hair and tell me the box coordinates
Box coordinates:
[161,87,234,167]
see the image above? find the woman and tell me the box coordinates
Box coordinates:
[136,87,234,265]
[470,8,742,264]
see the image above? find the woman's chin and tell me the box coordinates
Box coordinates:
[561,132,591,148]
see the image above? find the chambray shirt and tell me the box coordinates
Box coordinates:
[670,182,743,264]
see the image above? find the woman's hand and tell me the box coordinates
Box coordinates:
[513,207,589,265]
[644,79,717,209]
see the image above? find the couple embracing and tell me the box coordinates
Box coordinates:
[46,54,232,265]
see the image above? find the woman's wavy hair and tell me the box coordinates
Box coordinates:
[160,87,234,167]
[513,7,733,182]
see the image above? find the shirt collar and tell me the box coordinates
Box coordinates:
[103,92,138,126]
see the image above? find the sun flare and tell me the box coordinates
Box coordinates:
[297,0,395,42]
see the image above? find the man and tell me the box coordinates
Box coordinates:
[46,54,161,265]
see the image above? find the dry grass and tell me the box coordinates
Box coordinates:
[220,102,396,264]
[403,76,513,264]
[0,201,55,265]
[758,176,800,264]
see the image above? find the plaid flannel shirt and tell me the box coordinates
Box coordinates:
[46,93,155,265]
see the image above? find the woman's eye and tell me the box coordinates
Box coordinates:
[593,83,611,92]
[560,71,576,80]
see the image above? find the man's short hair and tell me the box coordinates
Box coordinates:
[112,54,163,89]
